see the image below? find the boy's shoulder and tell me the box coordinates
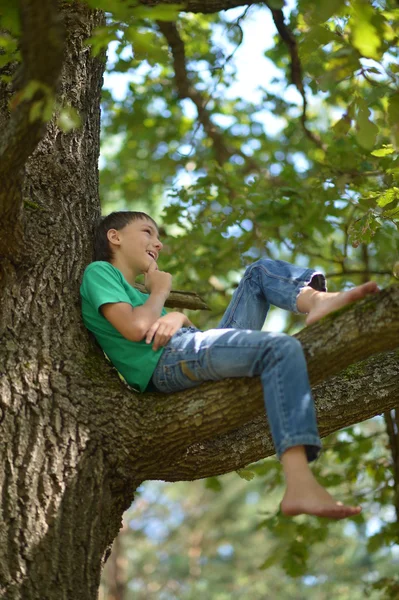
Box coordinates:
[80,261,123,294]
[84,260,115,273]
[82,261,123,281]
[81,262,147,298]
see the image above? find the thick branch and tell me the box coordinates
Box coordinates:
[0,0,64,241]
[137,285,399,471]
[154,350,399,480]
[91,284,399,480]
[298,284,399,385]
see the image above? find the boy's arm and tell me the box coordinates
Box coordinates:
[100,289,169,342]
[101,262,173,342]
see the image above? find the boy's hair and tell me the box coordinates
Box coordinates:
[93,211,158,262]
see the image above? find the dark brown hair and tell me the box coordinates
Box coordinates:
[93,211,158,262]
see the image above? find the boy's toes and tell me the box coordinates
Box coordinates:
[312,502,362,520]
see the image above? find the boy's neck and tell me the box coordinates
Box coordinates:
[110,257,138,286]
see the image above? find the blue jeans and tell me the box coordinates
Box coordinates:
[150,259,327,462]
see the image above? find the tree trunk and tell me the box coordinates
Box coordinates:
[0,5,136,599]
[0,2,398,600]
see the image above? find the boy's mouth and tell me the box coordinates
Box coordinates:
[147,251,157,261]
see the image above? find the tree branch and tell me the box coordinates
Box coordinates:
[89,285,399,480]
[155,350,399,481]
[264,2,326,150]
[134,282,210,310]
[157,19,260,173]
[136,0,262,15]
[0,0,65,256]
[298,284,399,385]
[157,20,233,165]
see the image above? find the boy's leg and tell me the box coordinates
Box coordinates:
[216,258,326,330]
[151,327,361,518]
[151,327,321,460]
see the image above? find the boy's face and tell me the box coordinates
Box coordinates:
[108,218,163,274]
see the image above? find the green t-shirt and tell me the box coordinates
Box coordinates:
[79,261,166,392]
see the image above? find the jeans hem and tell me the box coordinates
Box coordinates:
[277,435,322,463]
[292,269,325,314]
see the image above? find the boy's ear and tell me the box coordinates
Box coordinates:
[107,229,120,245]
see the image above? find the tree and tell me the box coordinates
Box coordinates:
[0,1,398,598]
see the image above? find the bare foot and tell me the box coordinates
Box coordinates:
[305,281,379,326]
[281,479,362,520]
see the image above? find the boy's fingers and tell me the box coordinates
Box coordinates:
[145,261,158,275]
[154,331,173,351]
[146,322,159,343]
[153,327,170,350]
[152,326,164,349]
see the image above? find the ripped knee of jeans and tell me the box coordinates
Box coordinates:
[180,361,199,381]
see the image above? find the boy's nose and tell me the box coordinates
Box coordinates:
[155,239,163,251]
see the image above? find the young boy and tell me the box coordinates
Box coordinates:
[80,211,379,519]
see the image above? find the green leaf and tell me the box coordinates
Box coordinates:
[0,33,18,52]
[371,145,395,157]
[58,105,81,133]
[349,211,379,247]
[333,116,351,137]
[377,188,398,208]
[299,25,337,56]
[282,539,309,577]
[0,0,21,35]
[383,206,399,218]
[29,100,44,123]
[259,551,281,571]
[85,26,118,57]
[43,96,55,122]
[236,469,256,481]
[388,95,399,149]
[205,477,222,492]
[388,95,399,124]
[130,4,183,21]
[312,0,345,23]
[355,103,379,150]
[351,1,382,59]
[20,80,45,101]
[267,0,285,8]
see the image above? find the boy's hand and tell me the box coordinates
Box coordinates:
[144,261,172,296]
[145,312,187,351]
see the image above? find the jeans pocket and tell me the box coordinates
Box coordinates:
[162,360,202,393]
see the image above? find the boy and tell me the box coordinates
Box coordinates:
[80,211,379,519]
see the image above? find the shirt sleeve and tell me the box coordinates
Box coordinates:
[82,263,133,314]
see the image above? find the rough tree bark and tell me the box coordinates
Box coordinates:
[0,2,398,599]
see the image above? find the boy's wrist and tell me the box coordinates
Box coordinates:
[150,287,170,300]
[183,314,193,327]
